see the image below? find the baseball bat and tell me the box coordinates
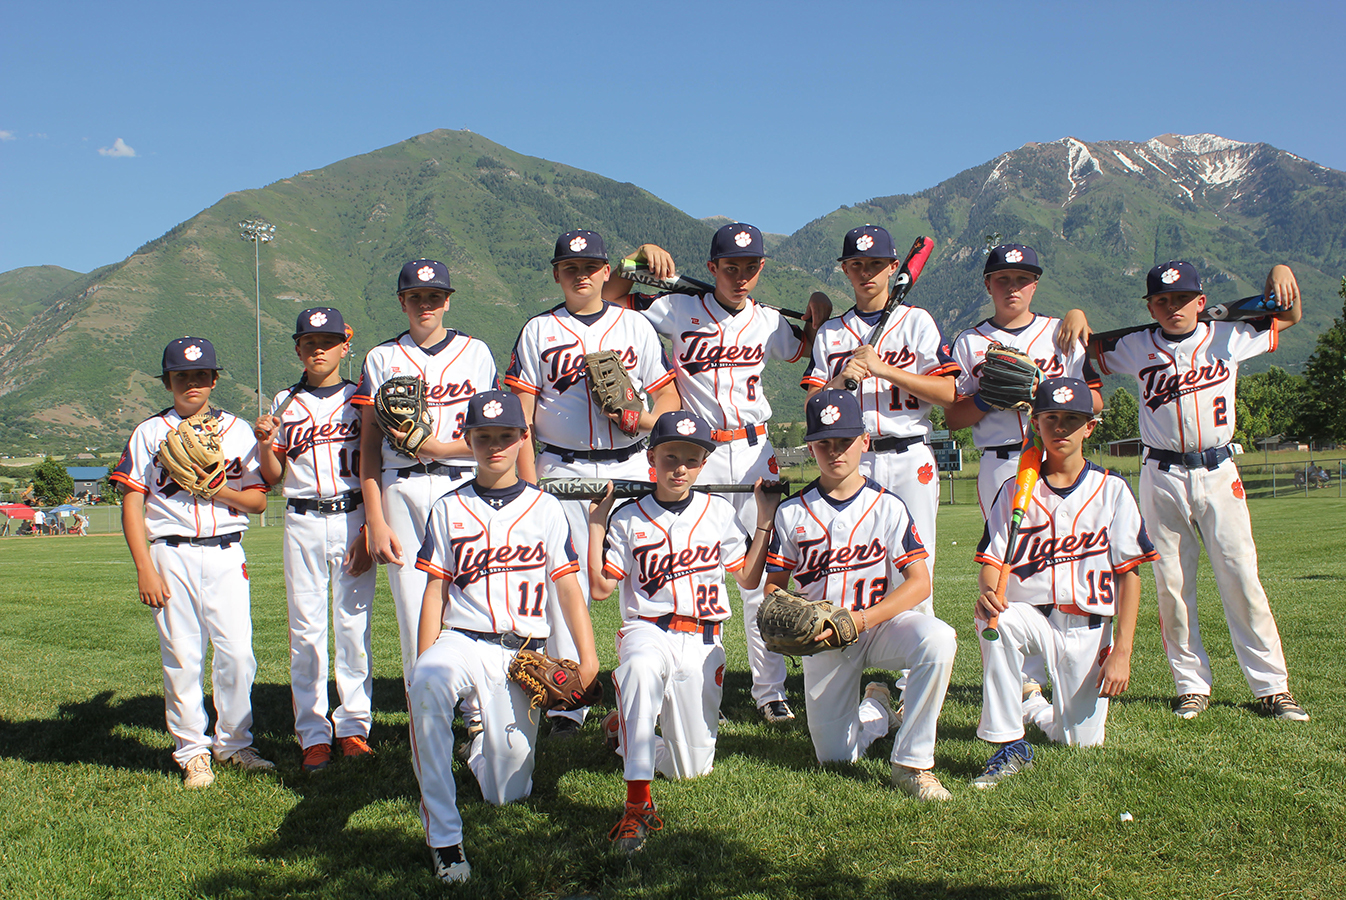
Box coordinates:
[982,441,1043,642]
[540,477,790,501]
[1090,292,1280,346]
[843,236,936,391]
[615,259,808,320]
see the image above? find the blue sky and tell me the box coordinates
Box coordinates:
[2,0,1343,275]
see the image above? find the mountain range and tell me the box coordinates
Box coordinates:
[0,129,1340,450]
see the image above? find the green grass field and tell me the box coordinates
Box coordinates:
[3,501,1345,899]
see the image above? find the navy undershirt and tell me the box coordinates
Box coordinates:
[652,494,695,515]
[475,480,528,509]
[569,304,610,328]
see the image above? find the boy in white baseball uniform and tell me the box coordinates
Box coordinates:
[588,411,780,852]
[946,244,1102,516]
[254,308,376,772]
[803,225,960,617]
[408,390,599,883]
[971,377,1158,787]
[1062,261,1308,721]
[111,337,274,788]
[504,229,678,737]
[604,222,832,725]
[750,390,957,801]
[355,259,498,688]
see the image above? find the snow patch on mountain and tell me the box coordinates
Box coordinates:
[1111,150,1141,173]
[1064,138,1100,204]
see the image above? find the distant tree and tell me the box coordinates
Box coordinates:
[1234,367,1303,447]
[32,457,74,505]
[1295,278,1346,446]
[1088,387,1139,451]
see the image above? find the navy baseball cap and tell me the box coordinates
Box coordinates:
[162,337,220,373]
[551,229,608,266]
[293,307,349,341]
[462,390,527,431]
[1033,377,1094,416]
[984,243,1043,277]
[648,411,717,452]
[838,224,898,261]
[397,259,454,294]
[1145,261,1202,298]
[709,223,765,260]
[805,389,865,442]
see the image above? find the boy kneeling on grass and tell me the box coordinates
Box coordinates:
[971,377,1158,788]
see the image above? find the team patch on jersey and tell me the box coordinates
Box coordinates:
[911,524,922,543]
[452,521,465,530]
[635,531,647,539]
[918,463,934,484]
[1232,479,1245,499]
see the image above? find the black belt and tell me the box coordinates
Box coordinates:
[986,443,1024,460]
[871,435,925,454]
[287,492,363,514]
[541,442,644,464]
[1036,604,1103,630]
[1145,445,1231,472]
[394,461,474,479]
[453,628,546,651]
[156,533,242,548]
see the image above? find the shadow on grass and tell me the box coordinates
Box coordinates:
[0,689,172,773]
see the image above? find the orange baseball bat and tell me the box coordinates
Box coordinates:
[981,443,1043,641]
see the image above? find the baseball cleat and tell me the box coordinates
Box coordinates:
[760,700,795,724]
[863,682,903,735]
[601,711,621,753]
[1256,692,1309,721]
[336,735,374,758]
[430,845,471,883]
[1173,693,1210,720]
[214,746,275,771]
[456,722,483,762]
[548,716,583,740]
[300,743,332,772]
[182,753,215,789]
[609,801,663,853]
[972,739,1034,789]
[892,765,952,801]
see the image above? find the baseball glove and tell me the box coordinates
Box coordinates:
[159,412,227,500]
[757,585,859,656]
[374,375,433,454]
[585,350,642,436]
[507,649,602,712]
[978,343,1042,412]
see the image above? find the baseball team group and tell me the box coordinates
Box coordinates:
[108,220,1308,883]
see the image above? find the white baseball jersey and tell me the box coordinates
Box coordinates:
[952,314,1101,448]
[801,306,958,439]
[504,302,673,450]
[766,477,928,609]
[353,330,498,471]
[268,381,363,499]
[621,291,805,428]
[601,493,748,623]
[974,462,1158,616]
[111,407,267,539]
[415,483,579,638]
[1096,320,1276,452]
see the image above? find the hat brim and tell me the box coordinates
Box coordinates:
[984,262,1043,277]
[804,426,864,443]
[649,435,718,453]
[550,255,609,266]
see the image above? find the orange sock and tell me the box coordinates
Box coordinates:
[626,780,651,807]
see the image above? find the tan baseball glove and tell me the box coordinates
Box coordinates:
[374,375,433,454]
[159,412,228,499]
[585,350,642,436]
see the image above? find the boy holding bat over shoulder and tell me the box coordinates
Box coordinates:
[972,378,1158,787]
[588,410,780,852]
[1057,262,1309,722]
[408,389,599,883]
[749,389,957,801]
[604,222,831,725]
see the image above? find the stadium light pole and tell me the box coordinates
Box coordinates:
[239,219,276,415]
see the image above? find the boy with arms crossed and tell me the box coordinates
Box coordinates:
[505,230,678,737]
[750,389,957,801]
[588,411,780,852]
[605,222,831,724]
[1060,262,1308,721]
[355,259,498,688]
[972,378,1158,787]
[254,308,375,771]
[112,337,274,787]
[408,390,599,883]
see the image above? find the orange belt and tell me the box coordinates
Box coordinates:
[710,423,767,442]
[640,613,722,640]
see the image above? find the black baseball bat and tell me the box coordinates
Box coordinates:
[540,477,790,501]
[615,259,808,320]
[843,236,936,391]
[1091,293,1281,347]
